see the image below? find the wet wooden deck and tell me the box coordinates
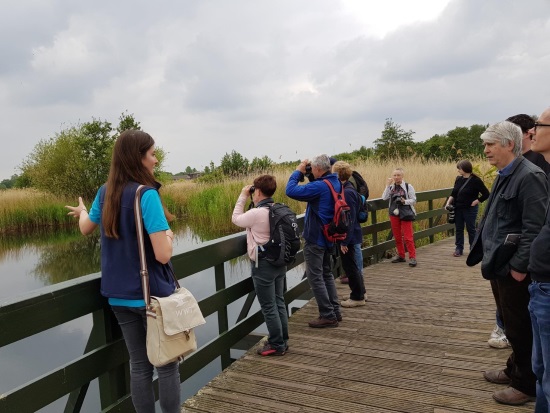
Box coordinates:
[183,238,533,412]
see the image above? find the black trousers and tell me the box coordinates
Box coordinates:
[490,274,536,396]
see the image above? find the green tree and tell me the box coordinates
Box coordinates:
[374,118,415,160]
[19,114,166,199]
[220,150,249,176]
[250,156,273,172]
[185,166,193,174]
[0,175,18,189]
[418,124,487,161]
[117,111,141,134]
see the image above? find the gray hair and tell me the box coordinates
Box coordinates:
[480,121,522,156]
[310,154,331,172]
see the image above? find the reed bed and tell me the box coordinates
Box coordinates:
[162,158,491,237]
[0,188,74,234]
[1,158,495,238]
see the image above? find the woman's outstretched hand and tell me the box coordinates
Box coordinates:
[65,197,87,218]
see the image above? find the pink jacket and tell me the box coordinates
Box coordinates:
[231,193,270,261]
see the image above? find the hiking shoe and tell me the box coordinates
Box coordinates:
[409,258,417,267]
[453,250,463,257]
[488,325,511,348]
[492,387,535,405]
[341,298,366,308]
[308,317,338,328]
[340,276,349,284]
[483,369,511,385]
[335,313,343,322]
[391,256,406,263]
[257,343,286,356]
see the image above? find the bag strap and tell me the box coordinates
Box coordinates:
[323,179,344,202]
[134,185,151,307]
[134,185,179,308]
[456,176,472,198]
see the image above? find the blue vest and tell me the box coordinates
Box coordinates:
[99,182,176,300]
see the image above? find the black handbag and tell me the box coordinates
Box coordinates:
[398,204,416,221]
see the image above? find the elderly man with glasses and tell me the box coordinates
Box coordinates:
[527,107,550,412]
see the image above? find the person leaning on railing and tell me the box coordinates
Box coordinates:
[66,130,180,413]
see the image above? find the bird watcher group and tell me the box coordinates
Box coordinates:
[65,107,550,412]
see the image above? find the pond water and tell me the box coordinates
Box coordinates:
[0,224,306,412]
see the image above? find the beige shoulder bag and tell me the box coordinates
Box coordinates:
[135,185,206,367]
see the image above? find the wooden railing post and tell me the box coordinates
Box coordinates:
[93,308,129,410]
[428,200,434,243]
[214,263,232,369]
[370,208,378,263]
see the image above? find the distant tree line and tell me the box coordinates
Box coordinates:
[3,115,493,195]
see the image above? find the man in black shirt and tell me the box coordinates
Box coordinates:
[527,107,550,411]
[507,113,550,174]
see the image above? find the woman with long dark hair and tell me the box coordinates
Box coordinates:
[66,130,180,413]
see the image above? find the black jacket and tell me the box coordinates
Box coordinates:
[528,173,550,282]
[450,174,489,209]
[478,157,547,278]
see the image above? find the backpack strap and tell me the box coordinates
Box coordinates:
[323,179,344,201]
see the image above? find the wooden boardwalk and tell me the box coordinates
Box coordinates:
[183,238,533,413]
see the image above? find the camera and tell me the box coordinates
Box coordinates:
[299,163,315,182]
[445,204,455,224]
[249,186,255,194]
[392,194,403,204]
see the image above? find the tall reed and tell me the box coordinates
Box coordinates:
[0,189,73,234]
[1,158,495,238]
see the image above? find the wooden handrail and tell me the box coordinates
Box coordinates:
[0,188,452,413]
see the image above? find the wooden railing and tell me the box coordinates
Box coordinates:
[0,188,452,412]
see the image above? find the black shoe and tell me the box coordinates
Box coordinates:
[391,256,406,263]
[308,317,338,328]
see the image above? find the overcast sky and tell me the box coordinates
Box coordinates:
[1,0,549,179]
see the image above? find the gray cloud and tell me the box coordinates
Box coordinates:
[1,0,550,178]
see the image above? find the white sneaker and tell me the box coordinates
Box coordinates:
[341,299,366,308]
[488,325,511,348]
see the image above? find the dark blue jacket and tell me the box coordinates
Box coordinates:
[99,182,176,300]
[342,181,362,246]
[286,170,341,247]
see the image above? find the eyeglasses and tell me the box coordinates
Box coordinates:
[534,122,550,132]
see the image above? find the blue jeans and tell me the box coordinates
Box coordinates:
[529,282,550,412]
[303,242,340,320]
[454,205,478,252]
[111,306,181,413]
[354,244,363,273]
[251,259,289,351]
[496,308,504,330]
[341,244,366,301]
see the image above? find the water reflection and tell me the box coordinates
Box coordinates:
[0,219,238,293]
[0,220,306,412]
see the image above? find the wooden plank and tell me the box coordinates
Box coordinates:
[183,238,534,412]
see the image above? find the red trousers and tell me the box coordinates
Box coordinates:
[389,215,416,259]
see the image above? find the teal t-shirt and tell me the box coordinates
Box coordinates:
[89,187,170,307]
